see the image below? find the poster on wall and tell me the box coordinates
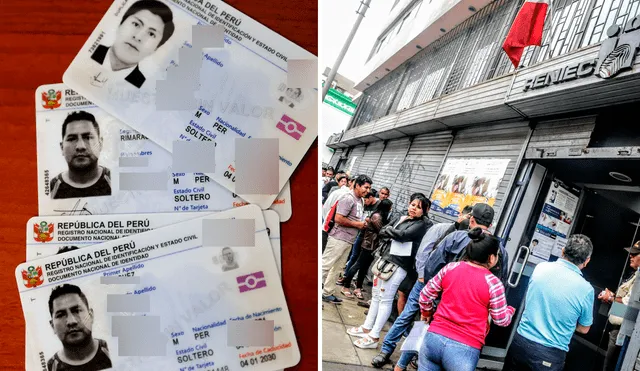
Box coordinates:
[430,158,510,217]
[528,179,580,265]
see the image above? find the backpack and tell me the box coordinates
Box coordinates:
[432,223,458,254]
[453,232,508,285]
[323,200,339,233]
[324,192,361,234]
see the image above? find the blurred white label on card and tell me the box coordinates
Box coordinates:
[62,0,318,209]
[18,205,298,371]
[35,83,293,221]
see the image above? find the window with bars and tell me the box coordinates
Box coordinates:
[517,0,640,67]
[351,0,640,129]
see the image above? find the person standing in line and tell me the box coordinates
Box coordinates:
[340,199,394,300]
[327,173,348,199]
[597,241,640,371]
[424,203,510,287]
[396,196,434,315]
[322,175,372,304]
[338,190,380,286]
[346,195,430,349]
[323,167,335,185]
[321,176,355,253]
[371,205,473,370]
[418,228,515,371]
[322,170,345,203]
[502,234,594,371]
[378,187,390,201]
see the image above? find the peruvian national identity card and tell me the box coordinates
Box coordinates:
[36,83,292,221]
[17,205,299,371]
[63,0,318,209]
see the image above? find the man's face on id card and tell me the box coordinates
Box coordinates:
[51,294,94,347]
[114,9,165,65]
[61,121,102,171]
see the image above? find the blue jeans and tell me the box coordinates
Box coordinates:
[381,280,425,368]
[343,231,363,275]
[419,332,480,371]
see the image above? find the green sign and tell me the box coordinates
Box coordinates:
[324,88,357,116]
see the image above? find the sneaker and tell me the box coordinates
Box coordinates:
[371,352,391,368]
[322,295,343,304]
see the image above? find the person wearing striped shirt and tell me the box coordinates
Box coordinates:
[418,228,515,371]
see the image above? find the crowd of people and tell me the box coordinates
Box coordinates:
[319,166,634,371]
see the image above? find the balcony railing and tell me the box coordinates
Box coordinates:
[348,0,640,131]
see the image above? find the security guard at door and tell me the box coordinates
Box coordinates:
[597,241,640,371]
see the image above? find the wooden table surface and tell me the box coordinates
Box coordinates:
[0,1,318,369]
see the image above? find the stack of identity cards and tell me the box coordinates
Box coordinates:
[16,0,317,370]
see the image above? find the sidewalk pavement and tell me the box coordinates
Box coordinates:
[322,289,402,370]
[322,287,489,371]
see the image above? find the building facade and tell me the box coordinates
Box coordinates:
[327,0,640,369]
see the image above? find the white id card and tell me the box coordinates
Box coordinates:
[25,210,282,371]
[36,83,292,221]
[26,211,282,274]
[390,240,412,257]
[63,0,318,209]
[17,205,299,371]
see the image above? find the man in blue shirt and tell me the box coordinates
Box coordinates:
[503,234,594,371]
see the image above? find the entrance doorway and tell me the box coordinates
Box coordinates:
[564,189,639,370]
[481,157,640,370]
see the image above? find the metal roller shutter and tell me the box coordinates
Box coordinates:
[430,122,531,225]
[328,148,343,169]
[525,116,596,159]
[343,145,366,174]
[357,141,385,178]
[389,131,454,215]
[372,138,412,191]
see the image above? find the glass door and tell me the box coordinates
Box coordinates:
[481,173,583,362]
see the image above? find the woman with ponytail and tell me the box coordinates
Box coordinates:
[417,227,515,371]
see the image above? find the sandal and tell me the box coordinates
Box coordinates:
[346,326,369,338]
[341,289,354,298]
[354,335,379,349]
[353,289,364,300]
